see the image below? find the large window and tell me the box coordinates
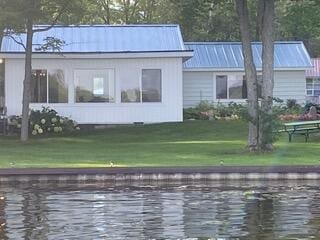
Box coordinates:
[75,69,115,103]
[216,75,261,99]
[31,69,67,103]
[121,69,161,103]
[306,77,320,96]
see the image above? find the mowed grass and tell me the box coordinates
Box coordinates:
[0,120,319,168]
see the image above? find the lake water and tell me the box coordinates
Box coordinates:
[0,180,319,239]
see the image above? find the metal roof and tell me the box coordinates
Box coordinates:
[306,58,320,77]
[1,25,186,53]
[184,42,312,69]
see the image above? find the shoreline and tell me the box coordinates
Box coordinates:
[1,166,320,183]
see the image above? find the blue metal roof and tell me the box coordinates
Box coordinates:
[1,25,186,53]
[184,42,312,69]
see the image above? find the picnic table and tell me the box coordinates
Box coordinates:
[281,120,320,142]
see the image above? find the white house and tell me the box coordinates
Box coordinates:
[183,42,312,108]
[0,25,193,124]
[0,25,312,124]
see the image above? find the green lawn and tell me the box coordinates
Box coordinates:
[0,120,319,168]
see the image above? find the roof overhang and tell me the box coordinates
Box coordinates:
[183,67,312,72]
[0,50,194,61]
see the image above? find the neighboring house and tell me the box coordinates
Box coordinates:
[0,25,193,124]
[0,25,313,124]
[183,42,312,108]
[306,58,320,103]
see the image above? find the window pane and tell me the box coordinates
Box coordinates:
[31,70,47,103]
[142,69,161,102]
[93,78,104,95]
[121,75,140,103]
[216,75,227,99]
[314,90,320,96]
[229,75,245,99]
[49,70,67,103]
[75,69,115,103]
[307,90,313,96]
[306,83,313,90]
[306,78,313,84]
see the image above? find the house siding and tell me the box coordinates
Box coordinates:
[5,57,183,124]
[183,72,213,108]
[182,70,306,108]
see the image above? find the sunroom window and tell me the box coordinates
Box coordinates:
[121,69,162,103]
[31,69,67,103]
[75,69,115,103]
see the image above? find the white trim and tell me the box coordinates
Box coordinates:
[0,51,194,60]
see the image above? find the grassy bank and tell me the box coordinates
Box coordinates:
[0,121,319,168]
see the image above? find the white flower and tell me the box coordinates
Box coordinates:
[75,126,80,130]
[47,128,51,132]
[51,118,57,123]
[34,124,40,130]
[31,130,37,135]
[17,124,21,128]
[41,119,46,124]
[38,128,43,134]
[59,119,64,124]
[58,127,63,132]
[53,127,59,133]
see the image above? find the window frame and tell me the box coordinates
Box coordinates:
[74,68,116,104]
[121,68,163,104]
[30,69,68,104]
[306,77,320,97]
[214,73,262,100]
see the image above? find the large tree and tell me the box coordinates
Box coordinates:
[259,0,275,151]
[236,0,275,151]
[235,0,259,151]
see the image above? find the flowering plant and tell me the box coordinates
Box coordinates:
[8,107,79,135]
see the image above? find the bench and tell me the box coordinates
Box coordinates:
[279,120,320,142]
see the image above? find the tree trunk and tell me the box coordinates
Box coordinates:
[20,19,33,142]
[259,0,275,151]
[236,0,259,151]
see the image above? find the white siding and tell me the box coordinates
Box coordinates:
[182,70,306,108]
[183,72,213,108]
[5,57,183,124]
[273,71,306,104]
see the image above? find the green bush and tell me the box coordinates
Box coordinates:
[183,101,244,120]
[8,107,79,135]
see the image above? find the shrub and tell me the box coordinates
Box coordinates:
[8,107,79,135]
[183,101,244,121]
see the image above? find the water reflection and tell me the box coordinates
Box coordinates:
[0,181,319,239]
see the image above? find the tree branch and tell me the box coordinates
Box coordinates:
[33,2,70,33]
[4,34,26,50]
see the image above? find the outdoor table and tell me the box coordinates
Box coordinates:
[283,120,320,142]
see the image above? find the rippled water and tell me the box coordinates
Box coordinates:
[0,180,320,239]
